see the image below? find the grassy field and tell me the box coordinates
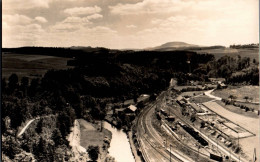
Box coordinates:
[216,101,258,118]
[195,48,259,60]
[191,96,214,103]
[2,53,73,80]
[212,86,259,103]
[78,119,112,161]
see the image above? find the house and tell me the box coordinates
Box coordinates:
[209,78,226,84]
[219,83,227,89]
[189,103,204,113]
[176,96,186,106]
[125,105,137,114]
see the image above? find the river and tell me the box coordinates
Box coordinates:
[103,121,135,162]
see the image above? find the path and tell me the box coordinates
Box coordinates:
[204,89,222,100]
[17,119,36,137]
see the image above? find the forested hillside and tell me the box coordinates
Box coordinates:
[2,47,258,161]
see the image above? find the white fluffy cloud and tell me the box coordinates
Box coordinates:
[64,6,102,16]
[86,14,103,20]
[109,0,192,15]
[3,14,33,25]
[35,17,48,23]
[3,23,45,47]
[3,0,51,10]
[2,0,258,48]
[51,14,103,32]
[62,16,91,24]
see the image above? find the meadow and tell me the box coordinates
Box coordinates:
[212,86,259,103]
[2,53,73,80]
[195,48,259,60]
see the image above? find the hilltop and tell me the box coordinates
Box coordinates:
[146,41,225,51]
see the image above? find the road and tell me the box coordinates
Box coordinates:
[17,119,36,137]
[136,91,194,162]
[17,116,49,137]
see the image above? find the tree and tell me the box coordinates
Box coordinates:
[21,77,29,87]
[36,119,43,134]
[21,77,29,96]
[243,96,249,102]
[8,74,19,93]
[52,129,63,146]
[2,78,7,93]
[29,78,40,96]
[228,95,237,102]
[87,145,100,161]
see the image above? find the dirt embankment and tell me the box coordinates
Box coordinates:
[68,119,114,162]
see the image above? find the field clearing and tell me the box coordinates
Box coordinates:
[196,48,259,60]
[203,101,259,158]
[78,119,112,150]
[2,53,73,80]
[212,86,259,103]
[191,96,214,103]
[180,91,206,97]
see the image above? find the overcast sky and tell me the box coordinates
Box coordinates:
[3,0,259,49]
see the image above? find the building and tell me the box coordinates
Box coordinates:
[189,103,204,113]
[208,78,226,84]
[125,105,137,114]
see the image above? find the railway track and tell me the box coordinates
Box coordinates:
[136,90,194,162]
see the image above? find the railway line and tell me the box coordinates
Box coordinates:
[136,90,195,162]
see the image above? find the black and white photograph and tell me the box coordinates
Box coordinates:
[1,0,259,161]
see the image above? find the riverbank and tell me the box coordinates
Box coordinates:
[128,131,142,162]
[78,119,113,162]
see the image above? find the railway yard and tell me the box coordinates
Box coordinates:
[135,84,259,162]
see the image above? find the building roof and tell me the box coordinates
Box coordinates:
[190,103,204,112]
[128,105,137,112]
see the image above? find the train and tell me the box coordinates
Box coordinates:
[179,122,208,146]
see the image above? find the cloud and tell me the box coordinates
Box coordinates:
[3,23,45,47]
[62,16,91,24]
[35,16,48,23]
[109,0,192,15]
[35,25,118,48]
[126,25,137,28]
[50,14,104,32]
[3,14,33,25]
[64,6,102,16]
[3,0,51,10]
[86,14,103,20]
[51,23,80,32]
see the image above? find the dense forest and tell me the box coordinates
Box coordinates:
[230,43,259,49]
[2,47,258,161]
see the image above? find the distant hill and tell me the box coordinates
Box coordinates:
[146,41,225,51]
[146,41,199,51]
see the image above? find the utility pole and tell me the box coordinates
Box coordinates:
[238,133,240,162]
[197,144,200,162]
[253,148,257,162]
[170,144,172,162]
